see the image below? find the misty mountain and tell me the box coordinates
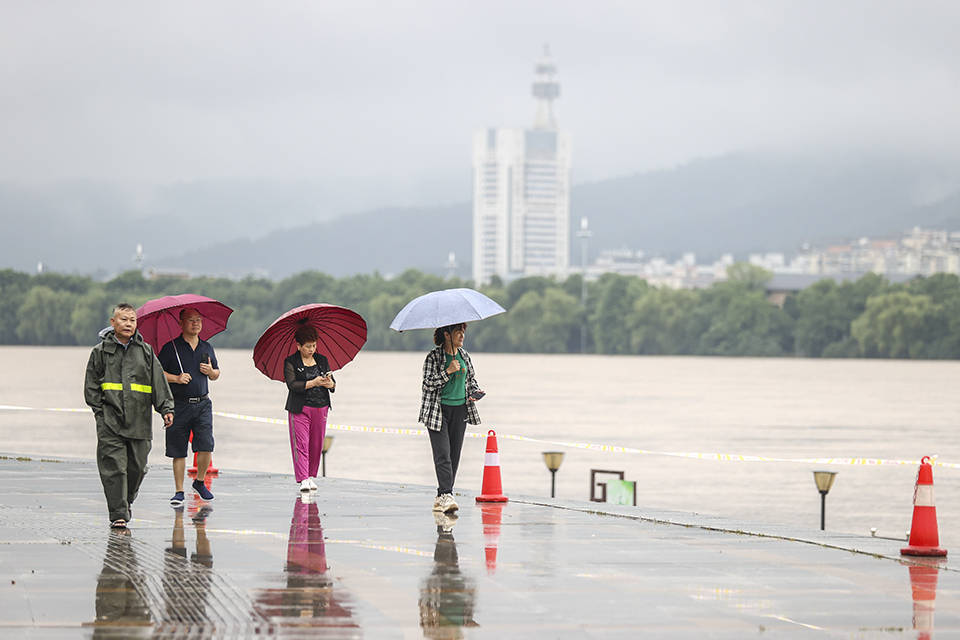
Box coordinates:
[4,150,960,278]
[167,202,472,279]
[570,151,960,261]
[0,179,367,274]
[166,150,960,278]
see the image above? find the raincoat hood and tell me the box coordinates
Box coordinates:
[98,326,144,347]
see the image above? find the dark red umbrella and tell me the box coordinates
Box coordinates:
[136,294,234,353]
[253,303,367,381]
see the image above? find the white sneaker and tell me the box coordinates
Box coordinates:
[307,478,318,491]
[432,495,444,511]
[299,480,311,492]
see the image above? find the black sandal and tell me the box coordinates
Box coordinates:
[110,519,127,529]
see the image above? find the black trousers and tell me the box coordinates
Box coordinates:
[428,404,467,496]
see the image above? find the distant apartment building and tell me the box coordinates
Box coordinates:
[750,228,960,277]
[472,47,572,284]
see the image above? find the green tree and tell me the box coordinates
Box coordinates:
[792,280,851,357]
[726,263,772,290]
[592,274,644,354]
[698,280,793,356]
[629,287,705,354]
[0,269,31,343]
[506,288,582,353]
[69,289,111,345]
[851,291,944,358]
[16,286,79,345]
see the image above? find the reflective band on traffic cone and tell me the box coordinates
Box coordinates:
[907,563,940,640]
[901,456,947,557]
[187,432,219,476]
[476,430,508,503]
[481,503,505,574]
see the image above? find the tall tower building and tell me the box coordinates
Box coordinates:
[472,47,572,284]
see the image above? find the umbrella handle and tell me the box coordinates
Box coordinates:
[173,341,184,375]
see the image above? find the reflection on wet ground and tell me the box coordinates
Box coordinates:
[906,557,947,639]
[251,497,358,633]
[419,512,478,638]
[3,458,960,637]
[92,530,151,635]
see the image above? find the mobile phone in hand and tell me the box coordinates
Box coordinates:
[469,390,486,401]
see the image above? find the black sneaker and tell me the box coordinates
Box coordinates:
[192,479,214,501]
[169,491,184,507]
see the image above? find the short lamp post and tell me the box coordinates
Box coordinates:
[542,451,565,498]
[322,435,334,478]
[812,470,837,530]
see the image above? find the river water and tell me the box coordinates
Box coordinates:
[1,346,957,548]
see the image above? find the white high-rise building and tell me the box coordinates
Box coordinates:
[472,47,572,284]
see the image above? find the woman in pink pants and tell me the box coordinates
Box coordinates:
[284,325,335,493]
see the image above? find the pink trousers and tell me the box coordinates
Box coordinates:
[287,406,328,482]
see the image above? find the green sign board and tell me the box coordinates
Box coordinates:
[604,480,636,506]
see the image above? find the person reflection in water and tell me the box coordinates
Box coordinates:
[91,529,152,632]
[253,496,356,628]
[162,504,213,622]
[419,512,478,638]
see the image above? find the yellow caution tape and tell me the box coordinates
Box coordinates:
[2,404,956,469]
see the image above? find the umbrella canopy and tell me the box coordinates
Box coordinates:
[389,288,506,332]
[253,303,367,381]
[136,294,234,353]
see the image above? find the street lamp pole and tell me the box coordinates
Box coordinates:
[576,217,592,353]
[542,451,565,498]
[812,470,837,530]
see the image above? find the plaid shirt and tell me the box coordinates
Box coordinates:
[419,346,481,431]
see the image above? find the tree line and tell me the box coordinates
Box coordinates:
[2,265,959,358]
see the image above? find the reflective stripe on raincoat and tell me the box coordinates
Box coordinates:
[84,328,174,440]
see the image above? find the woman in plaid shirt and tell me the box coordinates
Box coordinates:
[419,323,484,513]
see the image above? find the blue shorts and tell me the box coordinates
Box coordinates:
[165,398,214,458]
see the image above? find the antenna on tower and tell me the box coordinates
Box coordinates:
[532,44,560,130]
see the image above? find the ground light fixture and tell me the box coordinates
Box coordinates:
[813,470,837,530]
[322,435,334,478]
[542,451,565,498]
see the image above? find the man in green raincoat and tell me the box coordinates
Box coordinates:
[84,303,174,528]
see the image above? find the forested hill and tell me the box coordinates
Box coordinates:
[168,151,960,278]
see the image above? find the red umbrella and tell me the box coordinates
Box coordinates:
[253,303,367,381]
[136,294,234,353]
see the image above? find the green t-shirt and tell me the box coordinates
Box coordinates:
[440,352,467,406]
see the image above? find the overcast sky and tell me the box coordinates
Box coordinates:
[1,1,958,206]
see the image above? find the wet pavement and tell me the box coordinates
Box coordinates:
[1,456,959,638]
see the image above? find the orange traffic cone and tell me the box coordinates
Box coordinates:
[481,504,505,575]
[901,456,947,557]
[187,432,219,476]
[476,430,508,503]
[906,561,941,640]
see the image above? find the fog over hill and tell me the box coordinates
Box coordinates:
[3,150,959,278]
[167,150,960,278]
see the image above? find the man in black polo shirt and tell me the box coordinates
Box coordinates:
[158,308,220,505]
